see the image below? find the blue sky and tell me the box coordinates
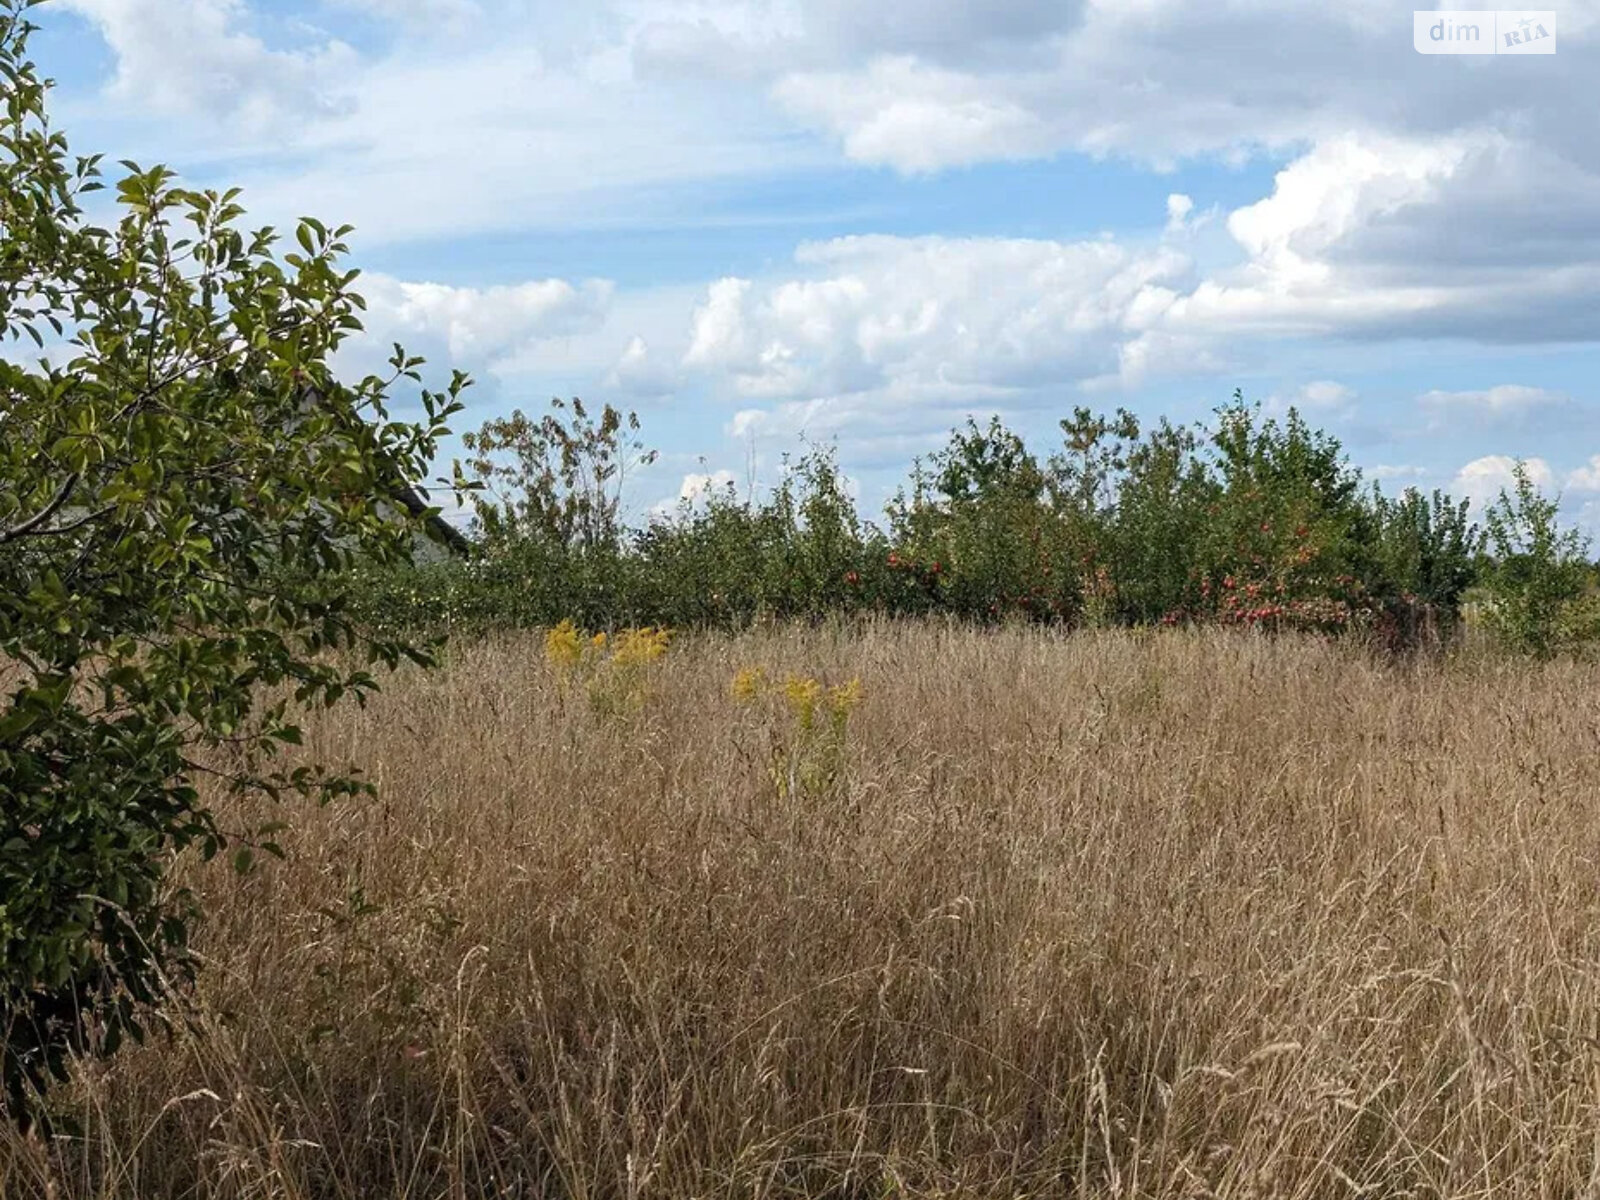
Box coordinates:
[29,0,1600,530]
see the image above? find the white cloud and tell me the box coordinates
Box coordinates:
[52,0,1600,290]
[59,0,356,131]
[605,335,682,397]
[581,129,1600,454]
[327,0,481,27]
[1368,464,1429,483]
[1164,193,1193,234]
[1451,454,1556,513]
[1265,380,1355,419]
[648,467,740,518]
[349,273,612,375]
[753,0,1600,174]
[684,278,756,369]
[773,57,1056,172]
[1419,385,1573,428]
[646,135,1600,435]
[52,3,825,243]
[1566,456,1600,493]
[1147,133,1600,345]
[729,409,766,440]
[680,469,738,500]
[676,232,1193,403]
[46,0,1600,471]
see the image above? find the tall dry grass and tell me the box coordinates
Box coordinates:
[6,622,1600,1198]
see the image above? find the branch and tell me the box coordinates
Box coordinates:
[39,503,113,537]
[0,471,80,543]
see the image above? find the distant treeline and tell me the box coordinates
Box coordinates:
[353,392,1600,656]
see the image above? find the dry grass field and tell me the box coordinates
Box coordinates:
[7,622,1600,1199]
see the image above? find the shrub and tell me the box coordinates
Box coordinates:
[1368,486,1483,647]
[890,417,1077,623]
[0,3,460,1124]
[1479,462,1599,658]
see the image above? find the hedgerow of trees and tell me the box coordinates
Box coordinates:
[356,393,1599,657]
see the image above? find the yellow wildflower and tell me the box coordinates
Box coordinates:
[731,666,767,702]
[610,626,671,668]
[784,674,823,728]
[544,619,585,671]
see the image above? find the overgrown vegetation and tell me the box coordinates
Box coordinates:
[5,626,1600,1197]
[358,395,1600,657]
[0,1,459,1123]
[6,0,1600,1183]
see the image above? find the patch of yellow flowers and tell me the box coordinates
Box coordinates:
[544,620,608,670]
[732,667,862,729]
[730,666,863,800]
[544,619,670,714]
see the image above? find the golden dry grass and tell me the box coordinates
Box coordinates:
[7,622,1600,1198]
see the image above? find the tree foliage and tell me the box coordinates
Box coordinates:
[356,391,1531,649]
[0,0,465,1121]
[1479,462,1597,658]
[461,397,655,551]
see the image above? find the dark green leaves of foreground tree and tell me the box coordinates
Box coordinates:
[0,0,467,1122]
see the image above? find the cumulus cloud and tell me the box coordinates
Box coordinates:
[54,0,1600,293]
[1164,193,1194,235]
[653,141,1599,431]
[646,148,1600,448]
[676,233,1194,403]
[1566,456,1600,493]
[1451,455,1556,513]
[679,469,738,500]
[47,0,1600,478]
[605,335,683,398]
[773,58,1058,172]
[59,0,356,130]
[349,273,612,374]
[1140,134,1600,345]
[751,0,1600,173]
[648,467,740,518]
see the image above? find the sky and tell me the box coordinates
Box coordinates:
[26,0,1600,532]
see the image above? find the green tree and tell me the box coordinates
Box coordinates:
[1368,486,1482,644]
[1198,394,1375,630]
[462,397,656,552]
[1101,417,1217,623]
[0,2,465,1121]
[891,417,1071,621]
[1479,463,1597,658]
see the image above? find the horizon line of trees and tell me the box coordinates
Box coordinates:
[359,392,1600,657]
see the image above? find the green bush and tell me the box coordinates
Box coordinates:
[1368,486,1483,647]
[1479,462,1599,658]
[889,418,1077,623]
[0,3,460,1124]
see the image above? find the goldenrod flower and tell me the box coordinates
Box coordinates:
[784,675,823,729]
[611,626,670,668]
[544,619,585,671]
[731,666,767,701]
